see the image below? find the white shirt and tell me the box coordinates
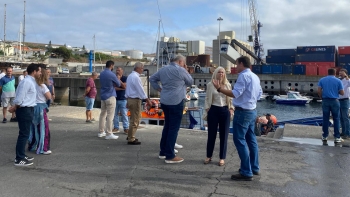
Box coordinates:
[13,75,37,107]
[340,78,350,99]
[212,90,228,107]
[0,73,5,79]
[18,75,25,83]
[125,71,147,99]
[36,84,50,103]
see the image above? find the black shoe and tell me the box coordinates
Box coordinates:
[340,133,345,137]
[231,173,253,181]
[128,140,141,145]
[2,118,7,123]
[25,156,34,161]
[10,117,17,122]
[14,159,33,166]
[126,137,138,141]
[342,136,348,139]
[253,171,260,176]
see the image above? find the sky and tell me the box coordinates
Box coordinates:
[0,0,349,55]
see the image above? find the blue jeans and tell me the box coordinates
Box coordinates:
[232,109,259,177]
[339,99,350,136]
[159,100,184,160]
[15,107,34,160]
[322,99,340,138]
[113,100,129,130]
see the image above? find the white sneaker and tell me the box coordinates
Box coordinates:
[159,155,166,159]
[43,150,52,155]
[98,132,106,138]
[174,149,178,154]
[175,143,183,149]
[105,134,119,140]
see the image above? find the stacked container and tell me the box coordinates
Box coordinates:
[295,46,336,76]
[266,49,296,64]
[338,46,350,73]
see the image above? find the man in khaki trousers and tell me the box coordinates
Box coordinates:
[125,62,152,145]
[98,60,122,139]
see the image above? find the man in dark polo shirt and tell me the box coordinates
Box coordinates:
[113,67,129,135]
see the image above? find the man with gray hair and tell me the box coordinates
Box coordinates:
[125,62,152,145]
[150,55,193,164]
[84,72,98,123]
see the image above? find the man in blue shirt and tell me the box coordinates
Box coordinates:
[0,66,16,123]
[113,67,129,135]
[213,56,262,181]
[318,68,344,143]
[98,61,122,140]
[9,64,41,166]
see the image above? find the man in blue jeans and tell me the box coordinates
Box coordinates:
[338,69,350,139]
[150,55,193,164]
[213,56,262,181]
[318,68,344,143]
[113,67,129,135]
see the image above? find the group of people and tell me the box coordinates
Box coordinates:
[2,64,54,167]
[318,68,350,142]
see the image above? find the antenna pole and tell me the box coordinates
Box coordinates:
[23,1,26,44]
[3,4,6,59]
[93,34,95,71]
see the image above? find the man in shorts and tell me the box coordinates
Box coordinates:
[0,66,16,123]
[84,72,98,123]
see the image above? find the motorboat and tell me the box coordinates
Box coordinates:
[273,91,313,104]
[274,91,309,105]
[260,93,269,100]
[187,85,205,100]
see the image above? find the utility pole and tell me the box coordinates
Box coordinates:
[23,1,26,44]
[3,4,6,59]
[19,22,22,61]
[93,34,95,71]
[156,19,161,71]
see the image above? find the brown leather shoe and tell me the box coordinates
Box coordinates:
[112,128,119,133]
[127,140,141,145]
[124,129,129,135]
[165,156,184,164]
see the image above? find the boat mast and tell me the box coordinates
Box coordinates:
[156,19,161,71]
[3,4,6,59]
[93,34,95,71]
[19,22,22,61]
[23,1,26,44]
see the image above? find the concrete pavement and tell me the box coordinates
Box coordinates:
[0,106,349,197]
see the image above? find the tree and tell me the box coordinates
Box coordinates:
[82,45,86,50]
[64,43,67,48]
[48,40,52,48]
[52,47,72,61]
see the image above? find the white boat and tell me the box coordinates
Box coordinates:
[274,91,310,105]
[187,85,205,100]
[260,93,268,100]
[273,91,313,104]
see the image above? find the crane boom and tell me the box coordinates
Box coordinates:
[248,0,264,64]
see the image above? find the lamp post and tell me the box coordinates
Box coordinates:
[217,17,223,67]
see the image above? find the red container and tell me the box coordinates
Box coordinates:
[315,62,335,67]
[231,67,237,74]
[338,46,350,55]
[306,65,318,76]
[318,65,334,76]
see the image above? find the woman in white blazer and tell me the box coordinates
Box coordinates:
[203,67,234,166]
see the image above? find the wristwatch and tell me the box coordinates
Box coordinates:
[217,87,221,92]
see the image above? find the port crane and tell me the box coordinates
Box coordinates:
[220,0,264,65]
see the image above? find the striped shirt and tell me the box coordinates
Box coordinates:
[150,62,193,105]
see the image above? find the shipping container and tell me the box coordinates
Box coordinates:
[267,49,296,56]
[293,65,306,75]
[230,67,237,74]
[339,54,350,63]
[342,65,350,74]
[252,65,261,74]
[266,55,295,63]
[282,65,293,74]
[306,65,318,76]
[297,45,336,54]
[315,62,336,67]
[339,63,350,67]
[318,65,334,76]
[338,46,350,55]
[271,65,283,74]
[295,54,335,62]
[262,65,272,74]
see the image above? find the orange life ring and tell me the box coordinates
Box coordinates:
[144,99,159,115]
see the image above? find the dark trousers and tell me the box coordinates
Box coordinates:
[207,105,230,159]
[15,107,34,160]
[159,100,184,160]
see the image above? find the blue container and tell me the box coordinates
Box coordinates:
[343,65,350,74]
[340,63,350,67]
[271,65,283,74]
[282,65,293,74]
[297,46,336,54]
[261,65,272,74]
[293,65,306,75]
[266,55,295,63]
[339,55,350,63]
[268,49,296,56]
[252,65,261,74]
[295,54,335,62]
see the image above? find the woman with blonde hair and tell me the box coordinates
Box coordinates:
[203,67,234,166]
[28,66,52,155]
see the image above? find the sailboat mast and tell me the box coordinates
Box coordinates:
[156,19,161,71]
[19,23,22,61]
[3,4,6,58]
[23,1,26,44]
[93,34,95,71]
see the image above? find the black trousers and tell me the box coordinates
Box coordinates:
[15,107,34,160]
[206,105,230,159]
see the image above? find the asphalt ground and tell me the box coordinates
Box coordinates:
[0,106,349,197]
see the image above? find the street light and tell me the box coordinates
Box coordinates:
[217,17,223,67]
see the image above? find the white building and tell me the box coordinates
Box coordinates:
[124,50,143,59]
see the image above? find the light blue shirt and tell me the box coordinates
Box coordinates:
[232,69,262,110]
[13,75,37,107]
[318,76,343,99]
[99,68,120,100]
[150,62,193,105]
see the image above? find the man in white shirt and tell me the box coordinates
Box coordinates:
[339,68,350,139]
[18,70,27,84]
[9,64,41,166]
[0,68,5,79]
[125,62,152,145]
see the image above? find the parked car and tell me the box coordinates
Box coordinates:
[61,68,69,74]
